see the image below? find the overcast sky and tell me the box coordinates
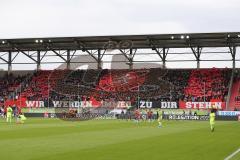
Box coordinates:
[0,0,239,70]
[0,0,240,38]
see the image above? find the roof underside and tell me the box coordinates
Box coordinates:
[0,32,240,52]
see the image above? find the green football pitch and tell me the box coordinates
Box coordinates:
[0,118,239,160]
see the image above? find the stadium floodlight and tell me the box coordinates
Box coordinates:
[1,40,5,44]
[35,40,39,43]
[238,35,240,38]
[171,36,174,40]
[227,34,231,38]
[48,40,51,42]
[186,35,190,39]
[181,35,185,39]
[40,40,43,43]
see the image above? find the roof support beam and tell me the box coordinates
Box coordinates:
[13,44,38,63]
[119,49,137,69]
[229,46,236,69]
[150,39,170,67]
[11,52,19,62]
[129,48,133,69]
[226,46,236,110]
[162,48,168,68]
[8,51,12,74]
[40,51,48,61]
[153,47,168,68]
[75,40,98,62]
[52,50,67,62]
[66,50,71,70]
[100,49,106,60]
[0,53,8,63]
[191,46,202,68]
[16,50,37,63]
[85,50,98,62]
[37,51,41,70]
[153,48,163,60]
[97,49,102,69]
[119,49,131,61]
[70,50,76,60]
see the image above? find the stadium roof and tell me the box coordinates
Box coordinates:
[0,32,239,71]
[0,32,240,52]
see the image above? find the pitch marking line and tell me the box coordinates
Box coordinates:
[224,148,240,160]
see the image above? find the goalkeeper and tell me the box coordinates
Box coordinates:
[6,106,13,123]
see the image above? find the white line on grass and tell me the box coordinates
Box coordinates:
[224,148,240,160]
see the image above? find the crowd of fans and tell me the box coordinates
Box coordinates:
[20,70,69,101]
[0,68,233,105]
[52,69,104,101]
[184,68,231,102]
[231,69,240,110]
[0,73,29,105]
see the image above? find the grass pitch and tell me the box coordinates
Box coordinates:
[0,118,239,160]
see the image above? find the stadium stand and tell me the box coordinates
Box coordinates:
[0,74,29,101]
[229,69,240,110]
[21,70,68,101]
[0,68,234,110]
[184,68,231,102]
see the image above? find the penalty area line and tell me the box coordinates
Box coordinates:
[224,148,240,160]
